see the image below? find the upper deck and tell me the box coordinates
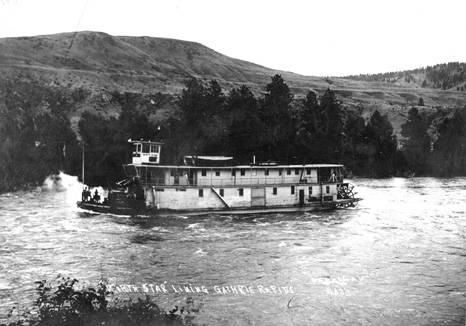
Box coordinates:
[123,163,344,187]
[124,140,345,187]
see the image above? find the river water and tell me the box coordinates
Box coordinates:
[0,175,465,325]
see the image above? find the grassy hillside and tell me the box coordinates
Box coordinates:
[344,62,466,91]
[0,31,465,137]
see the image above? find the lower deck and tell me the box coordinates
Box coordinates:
[143,183,343,211]
[77,197,360,217]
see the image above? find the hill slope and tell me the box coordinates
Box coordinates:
[0,31,465,136]
[344,62,466,91]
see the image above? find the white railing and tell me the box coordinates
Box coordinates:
[136,176,343,187]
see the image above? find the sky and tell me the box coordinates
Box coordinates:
[0,0,465,76]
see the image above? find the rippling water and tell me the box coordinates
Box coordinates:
[0,176,465,325]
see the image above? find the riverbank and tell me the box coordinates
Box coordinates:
[1,277,191,326]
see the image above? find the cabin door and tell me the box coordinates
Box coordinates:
[251,187,265,207]
[299,189,305,206]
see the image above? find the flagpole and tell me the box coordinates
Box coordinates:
[81,142,85,188]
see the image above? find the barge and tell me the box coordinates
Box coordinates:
[77,140,361,216]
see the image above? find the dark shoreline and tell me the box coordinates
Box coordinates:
[2,174,465,196]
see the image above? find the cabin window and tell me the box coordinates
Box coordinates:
[201,169,207,176]
[232,169,236,177]
[309,186,312,195]
[135,143,142,153]
[240,169,245,176]
[272,187,277,195]
[306,168,311,175]
[291,186,295,195]
[170,169,175,177]
[295,168,299,175]
[326,186,330,194]
[220,189,224,197]
[238,188,244,196]
[150,144,159,153]
[198,189,204,197]
[279,169,282,176]
[143,143,150,153]
[287,169,291,175]
[215,170,220,176]
[265,169,269,176]
[155,188,164,192]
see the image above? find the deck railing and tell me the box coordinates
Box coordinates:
[137,176,343,187]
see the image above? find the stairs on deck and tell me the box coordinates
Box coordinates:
[210,187,230,208]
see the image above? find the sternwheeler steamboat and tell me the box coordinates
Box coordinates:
[77,140,361,216]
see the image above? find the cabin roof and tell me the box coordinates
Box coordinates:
[130,140,163,144]
[184,155,233,160]
[125,163,344,169]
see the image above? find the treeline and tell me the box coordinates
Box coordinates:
[345,62,466,90]
[77,74,465,184]
[162,76,402,178]
[78,93,159,186]
[0,79,82,192]
[0,75,465,192]
[425,62,466,90]
[401,107,466,176]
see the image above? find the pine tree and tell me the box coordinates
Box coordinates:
[177,78,226,155]
[319,88,344,159]
[400,107,430,174]
[343,111,366,174]
[293,90,321,162]
[429,110,466,175]
[225,85,263,161]
[260,74,294,161]
[364,110,398,177]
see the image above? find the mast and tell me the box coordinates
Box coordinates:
[81,142,85,187]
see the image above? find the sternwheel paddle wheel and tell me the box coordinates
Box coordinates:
[336,183,359,208]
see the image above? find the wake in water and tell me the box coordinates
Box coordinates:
[42,172,82,192]
[41,172,106,204]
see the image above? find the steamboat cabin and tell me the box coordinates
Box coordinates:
[78,140,360,215]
